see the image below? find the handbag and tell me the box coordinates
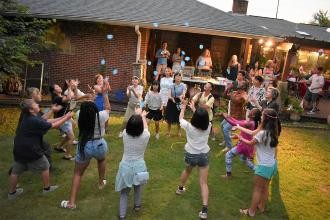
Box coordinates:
[134,171,149,185]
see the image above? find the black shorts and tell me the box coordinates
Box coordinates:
[184,152,209,167]
[146,109,163,121]
[304,89,319,103]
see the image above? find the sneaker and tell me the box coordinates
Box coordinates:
[199,211,208,219]
[133,205,141,212]
[43,185,59,195]
[221,174,232,180]
[8,188,23,200]
[98,180,107,190]
[314,107,320,112]
[175,186,186,195]
[218,141,225,146]
[307,110,316,115]
[221,147,231,152]
[73,140,79,145]
[155,133,160,140]
[118,131,123,138]
[211,136,216,141]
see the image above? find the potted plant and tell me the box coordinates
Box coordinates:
[285,96,304,121]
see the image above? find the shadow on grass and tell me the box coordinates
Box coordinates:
[268,172,288,220]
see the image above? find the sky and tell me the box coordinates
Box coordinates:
[198,0,330,24]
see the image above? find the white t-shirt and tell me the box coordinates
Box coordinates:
[122,129,150,161]
[145,91,162,110]
[77,110,109,138]
[180,118,211,154]
[254,130,276,167]
[308,74,325,94]
[128,85,143,103]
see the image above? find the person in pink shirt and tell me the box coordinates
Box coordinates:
[220,108,261,179]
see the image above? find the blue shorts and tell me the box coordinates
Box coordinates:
[75,138,108,163]
[60,120,73,134]
[255,161,277,180]
[184,152,209,167]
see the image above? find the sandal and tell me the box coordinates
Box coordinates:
[55,147,66,153]
[133,205,141,212]
[60,200,76,210]
[63,155,75,161]
[257,205,265,213]
[239,208,255,217]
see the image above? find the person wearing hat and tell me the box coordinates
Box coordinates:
[118,76,144,138]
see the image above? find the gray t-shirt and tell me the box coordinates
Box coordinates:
[128,85,144,104]
[254,130,276,167]
[122,129,150,161]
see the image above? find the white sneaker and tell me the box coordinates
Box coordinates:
[73,140,79,145]
[118,131,123,138]
[98,180,107,190]
[199,211,208,219]
[43,185,59,195]
[155,133,160,140]
[218,141,225,146]
[307,110,316,115]
[221,147,231,152]
[8,188,23,200]
[211,136,216,141]
[175,186,186,195]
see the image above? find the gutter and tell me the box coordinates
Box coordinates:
[2,12,282,41]
[134,25,141,63]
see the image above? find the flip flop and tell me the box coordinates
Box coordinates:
[239,208,255,217]
[60,200,76,210]
[54,147,66,153]
[62,155,75,161]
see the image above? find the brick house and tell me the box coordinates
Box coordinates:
[13,0,275,94]
[8,0,329,95]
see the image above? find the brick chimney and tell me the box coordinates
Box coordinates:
[232,0,248,14]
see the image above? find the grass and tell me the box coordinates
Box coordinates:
[0,108,329,220]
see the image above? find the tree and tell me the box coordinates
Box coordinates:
[0,0,54,76]
[310,10,330,27]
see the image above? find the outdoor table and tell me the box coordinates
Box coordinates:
[182,76,227,99]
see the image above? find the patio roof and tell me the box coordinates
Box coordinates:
[232,14,330,44]
[11,0,278,39]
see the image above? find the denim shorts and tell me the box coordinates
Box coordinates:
[59,120,73,134]
[255,161,277,180]
[75,138,108,163]
[184,152,209,167]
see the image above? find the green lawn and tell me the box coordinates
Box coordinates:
[0,108,329,220]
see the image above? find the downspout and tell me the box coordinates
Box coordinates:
[135,25,141,63]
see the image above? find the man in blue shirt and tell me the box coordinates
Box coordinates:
[155,41,170,80]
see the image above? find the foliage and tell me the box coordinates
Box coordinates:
[284,95,304,114]
[0,111,330,219]
[0,0,54,77]
[310,10,330,27]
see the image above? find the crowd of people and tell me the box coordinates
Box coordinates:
[7,62,283,219]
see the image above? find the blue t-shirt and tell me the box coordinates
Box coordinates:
[14,114,52,162]
[156,49,168,65]
[171,83,186,98]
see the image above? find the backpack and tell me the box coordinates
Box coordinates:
[196,92,215,113]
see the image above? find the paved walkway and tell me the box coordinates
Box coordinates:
[301,98,330,120]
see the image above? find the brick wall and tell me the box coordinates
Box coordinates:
[33,21,138,93]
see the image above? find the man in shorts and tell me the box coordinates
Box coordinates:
[303,67,325,114]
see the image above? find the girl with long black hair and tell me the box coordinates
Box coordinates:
[234,108,280,217]
[60,83,111,209]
